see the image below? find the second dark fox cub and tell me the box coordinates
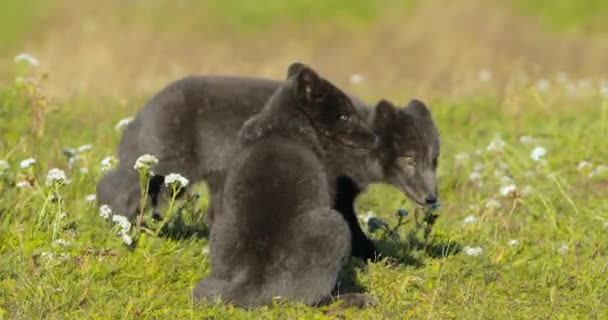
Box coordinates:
[192,64,377,308]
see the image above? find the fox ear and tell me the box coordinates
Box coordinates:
[293,65,323,105]
[286,62,307,79]
[406,98,431,117]
[374,99,397,127]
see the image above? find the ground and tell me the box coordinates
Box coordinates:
[0,1,607,319]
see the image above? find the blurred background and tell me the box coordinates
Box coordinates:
[1,0,608,102]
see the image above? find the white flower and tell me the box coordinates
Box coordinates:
[112,214,132,233]
[557,244,569,254]
[115,117,133,130]
[508,239,519,246]
[589,165,608,178]
[576,161,592,172]
[45,168,67,186]
[59,212,68,219]
[121,234,133,246]
[485,199,501,209]
[100,156,116,172]
[463,215,478,225]
[164,173,189,188]
[530,147,546,162]
[0,160,9,172]
[85,194,97,202]
[133,154,158,171]
[536,79,550,92]
[463,246,483,257]
[20,157,36,168]
[54,239,70,247]
[454,152,470,162]
[77,144,93,153]
[99,204,112,219]
[486,135,505,152]
[80,167,89,174]
[469,171,481,181]
[500,184,517,197]
[349,74,364,85]
[478,69,492,83]
[202,246,210,255]
[519,135,533,144]
[16,180,31,188]
[14,53,39,66]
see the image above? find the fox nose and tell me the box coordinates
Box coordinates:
[425,195,438,205]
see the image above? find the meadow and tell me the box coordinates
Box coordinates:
[1,0,608,319]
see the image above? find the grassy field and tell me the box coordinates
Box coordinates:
[1,1,608,319]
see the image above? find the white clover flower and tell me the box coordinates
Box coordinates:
[59,212,68,219]
[202,246,210,255]
[454,152,470,162]
[14,53,39,66]
[478,69,492,83]
[54,239,70,247]
[463,246,483,257]
[557,244,569,254]
[519,135,533,144]
[99,204,112,219]
[133,154,158,171]
[80,167,89,174]
[45,168,67,187]
[115,117,133,130]
[500,184,517,197]
[463,215,478,225]
[85,194,97,202]
[486,135,505,152]
[0,160,9,172]
[508,239,520,246]
[349,73,364,85]
[576,161,592,172]
[77,144,93,153]
[16,180,31,188]
[100,156,116,172]
[121,234,133,246]
[469,171,481,181]
[20,157,36,168]
[536,79,550,92]
[164,173,189,188]
[485,199,501,209]
[589,165,608,178]
[112,214,132,233]
[530,147,546,162]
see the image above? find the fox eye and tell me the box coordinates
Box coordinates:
[339,114,349,121]
[403,156,416,165]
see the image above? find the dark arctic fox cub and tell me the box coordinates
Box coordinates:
[192,64,377,308]
[97,64,440,261]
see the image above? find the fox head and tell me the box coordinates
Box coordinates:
[372,99,440,207]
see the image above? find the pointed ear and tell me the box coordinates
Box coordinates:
[406,98,431,117]
[293,65,323,105]
[373,99,397,128]
[286,62,307,79]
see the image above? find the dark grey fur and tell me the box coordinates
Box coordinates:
[96,66,440,261]
[193,65,377,308]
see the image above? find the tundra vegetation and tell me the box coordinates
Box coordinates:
[1,0,607,318]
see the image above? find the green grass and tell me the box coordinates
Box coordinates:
[1,66,607,319]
